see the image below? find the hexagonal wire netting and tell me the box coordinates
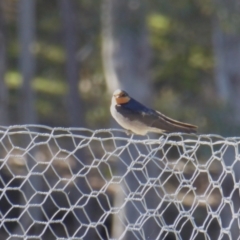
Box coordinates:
[0,125,239,240]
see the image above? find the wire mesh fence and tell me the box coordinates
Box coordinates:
[0,125,239,240]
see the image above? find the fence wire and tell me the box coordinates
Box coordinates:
[0,125,239,240]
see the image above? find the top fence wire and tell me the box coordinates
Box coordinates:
[0,125,239,240]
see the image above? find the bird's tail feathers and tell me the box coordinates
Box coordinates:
[156,110,197,133]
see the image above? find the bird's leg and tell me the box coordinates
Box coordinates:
[159,135,164,142]
[126,130,134,135]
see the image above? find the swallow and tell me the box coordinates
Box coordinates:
[110,89,197,135]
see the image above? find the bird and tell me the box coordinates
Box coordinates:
[110,89,197,135]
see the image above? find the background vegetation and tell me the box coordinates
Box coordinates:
[1,0,239,136]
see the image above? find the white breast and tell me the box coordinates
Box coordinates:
[110,98,150,135]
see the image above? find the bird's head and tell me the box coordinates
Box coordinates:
[112,89,130,105]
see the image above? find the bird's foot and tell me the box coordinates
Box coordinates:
[126,130,134,135]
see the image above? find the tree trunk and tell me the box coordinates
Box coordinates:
[102,0,151,103]
[102,0,160,239]
[14,1,42,238]
[59,0,85,127]
[59,1,95,238]
[17,0,37,124]
[0,1,9,125]
[212,1,240,239]
[212,0,240,124]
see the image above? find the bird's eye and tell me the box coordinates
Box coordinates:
[121,92,126,97]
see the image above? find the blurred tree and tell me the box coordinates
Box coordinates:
[14,0,43,237]
[102,0,161,239]
[59,1,97,238]
[102,0,151,103]
[212,0,240,129]
[211,1,240,239]
[59,0,85,127]
[0,0,9,125]
[17,0,37,124]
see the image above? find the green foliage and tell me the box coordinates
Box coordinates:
[4,0,230,132]
[5,0,104,127]
[5,72,22,88]
[146,1,222,133]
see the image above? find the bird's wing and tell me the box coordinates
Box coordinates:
[115,100,197,133]
[152,110,197,133]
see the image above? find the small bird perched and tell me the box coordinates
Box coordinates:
[110,89,197,135]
